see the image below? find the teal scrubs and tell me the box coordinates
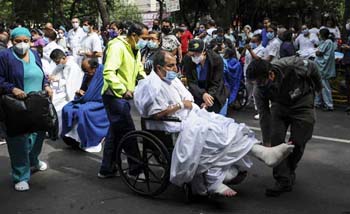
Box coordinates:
[6,50,46,183]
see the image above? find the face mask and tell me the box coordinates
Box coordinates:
[191,55,203,64]
[83,26,89,33]
[266,32,275,40]
[199,29,205,34]
[302,29,309,36]
[109,30,118,39]
[147,41,159,49]
[346,23,350,31]
[72,23,79,29]
[56,64,65,70]
[162,27,171,35]
[13,42,30,55]
[250,42,258,49]
[43,37,49,43]
[136,39,148,50]
[58,33,64,38]
[164,70,178,82]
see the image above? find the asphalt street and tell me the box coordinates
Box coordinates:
[0,105,350,214]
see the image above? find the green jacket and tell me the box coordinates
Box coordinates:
[102,36,145,98]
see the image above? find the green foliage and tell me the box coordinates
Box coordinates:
[109,0,142,22]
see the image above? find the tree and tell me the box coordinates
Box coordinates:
[96,0,109,27]
[109,0,142,22]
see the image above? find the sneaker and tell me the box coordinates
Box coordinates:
[254,114,260,120]
[14,181,30,191]
[31,161,48,172]
[97,171,120,179]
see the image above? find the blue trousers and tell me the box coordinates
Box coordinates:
[100,95,140,174]
[6,132,45,183]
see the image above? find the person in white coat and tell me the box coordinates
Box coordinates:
[49,49,84,133]
[42,29,64,75]
[134,50,294,197]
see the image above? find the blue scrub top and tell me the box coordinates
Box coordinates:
[12,50,44,93]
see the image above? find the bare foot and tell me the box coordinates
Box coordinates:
[215,183,237,197]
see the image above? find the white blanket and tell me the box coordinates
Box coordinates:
[170,108,258,187]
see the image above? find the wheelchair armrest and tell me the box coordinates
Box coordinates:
[141,116,182,122]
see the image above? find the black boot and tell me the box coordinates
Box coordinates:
[265,182,292,197]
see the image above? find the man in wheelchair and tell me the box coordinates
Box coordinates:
[134,50,294,197]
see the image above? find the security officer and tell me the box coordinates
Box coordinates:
[246,56,322,197]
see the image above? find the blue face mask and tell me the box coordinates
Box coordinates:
[164,70,178,82]
[136,39,148,50]
[249,42,258,49]
[266,32,275,40]
[109,30,118,39]
[43,37,49,43]
[147,41,159,49]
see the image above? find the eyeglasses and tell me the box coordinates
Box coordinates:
[72,21,78,23]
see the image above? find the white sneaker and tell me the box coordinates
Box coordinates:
[32,161,48,171]
[254,114,260,120]
[14,181,29,191]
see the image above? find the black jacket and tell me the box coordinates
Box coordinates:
[268,56,322,106]
[183,50,229,108]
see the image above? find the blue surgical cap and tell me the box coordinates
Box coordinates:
[10,27,31,39]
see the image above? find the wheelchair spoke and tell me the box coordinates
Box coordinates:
[147,162,168,168]
[121,151,143,165]
[146,166,162,182]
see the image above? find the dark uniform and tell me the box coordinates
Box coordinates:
[253,56,322,196]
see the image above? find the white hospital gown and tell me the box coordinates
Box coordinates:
[134,71,259,194]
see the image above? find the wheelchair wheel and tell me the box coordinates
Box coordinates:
[116,130,171,196]
[230,83,248,110]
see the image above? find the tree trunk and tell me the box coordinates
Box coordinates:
[96,0,109,27]
[157,0,164,23]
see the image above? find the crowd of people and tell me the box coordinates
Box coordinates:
[0,15,349,198]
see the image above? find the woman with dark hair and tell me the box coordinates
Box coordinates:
[279,30,296,58]
[0,27,53,191]
[315,28,336,111]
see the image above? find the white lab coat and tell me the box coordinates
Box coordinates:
[50,57,84,132]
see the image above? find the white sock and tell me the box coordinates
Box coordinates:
[250,143,294,167]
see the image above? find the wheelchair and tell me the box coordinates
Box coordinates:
[229,80,248,110]
[115,116,193,200]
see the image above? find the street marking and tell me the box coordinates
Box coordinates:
[248,126,350,144]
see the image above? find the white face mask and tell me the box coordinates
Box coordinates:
[13,42,30,55]
[191,55,203,64]
[346,23,350,31]
[72,22,79,29]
